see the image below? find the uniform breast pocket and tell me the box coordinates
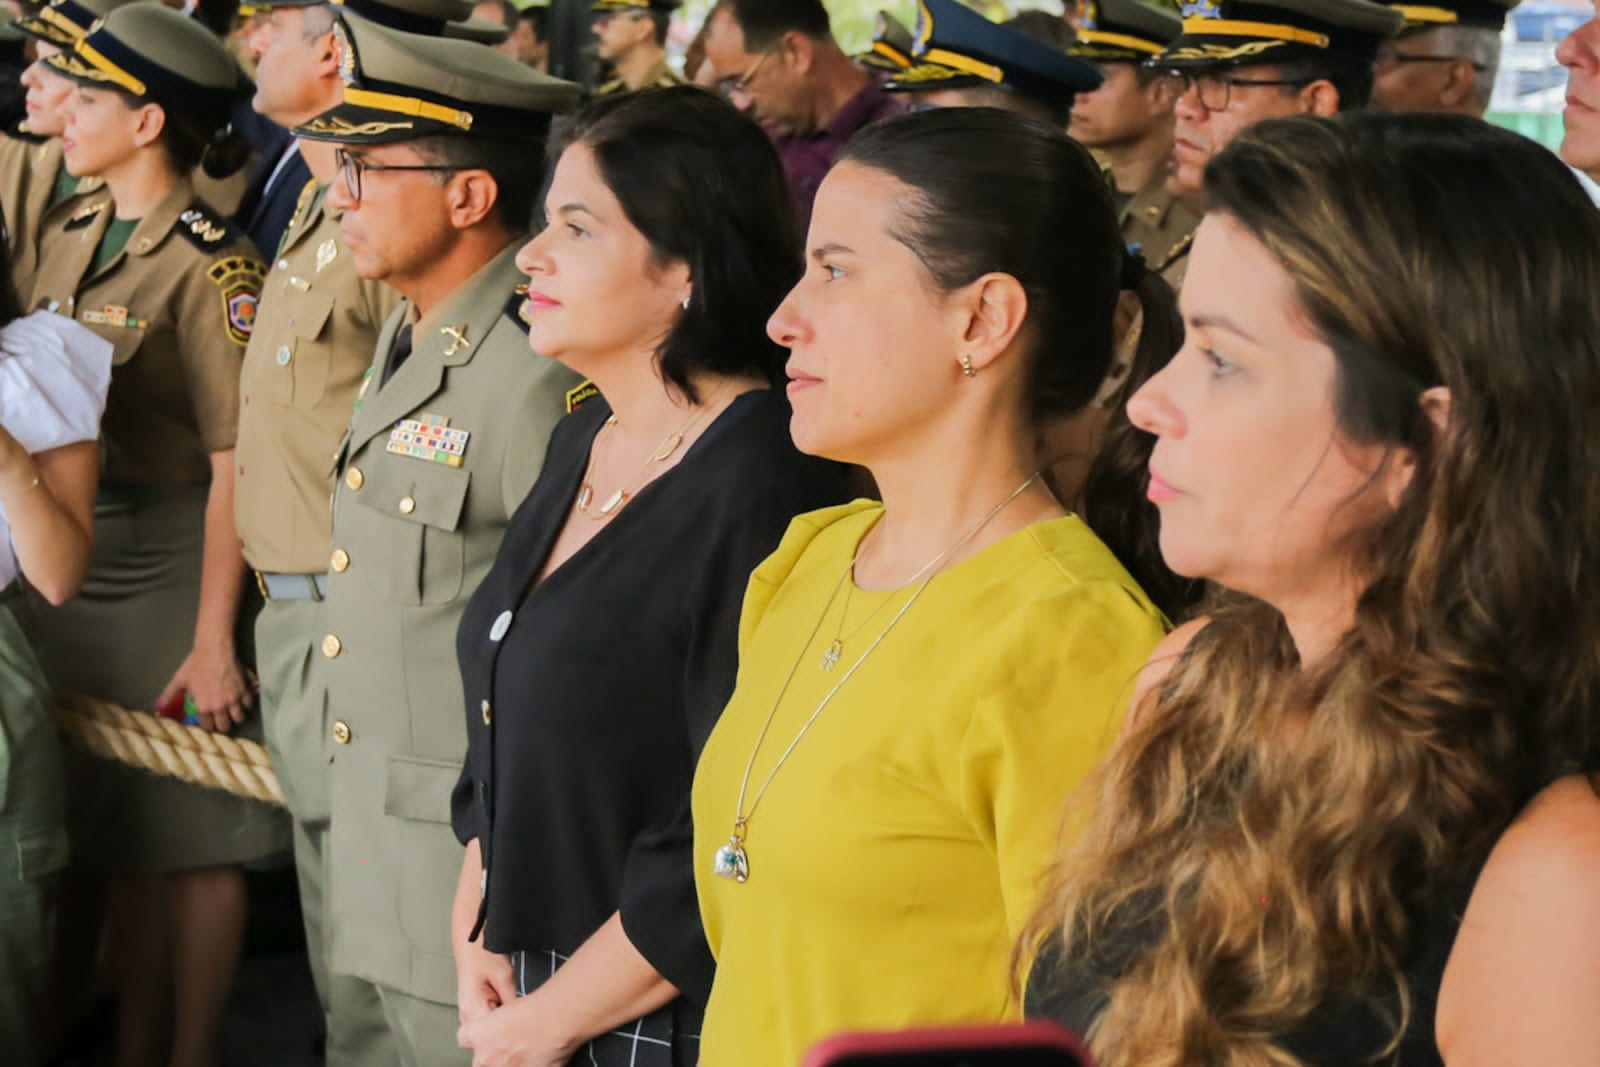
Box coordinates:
[354,455,470,606]
[260,295,335,408]
[97,323,146,368]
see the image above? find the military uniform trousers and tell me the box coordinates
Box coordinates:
[28,485,289,872]
[255,596,398,1067]
[0,592,69,1064]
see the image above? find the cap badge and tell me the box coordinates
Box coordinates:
[1181,0,1223,19]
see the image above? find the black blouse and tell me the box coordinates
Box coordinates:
[451,389,849,1006]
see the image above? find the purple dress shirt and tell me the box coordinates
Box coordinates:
[771,76,906,232]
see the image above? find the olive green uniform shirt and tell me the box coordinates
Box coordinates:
[0,136,108,308]
[28,179,264,485]
[595,53,685,96]
[319,243,581,1005]
[235,180,403,575]
[1119,168,1197,276]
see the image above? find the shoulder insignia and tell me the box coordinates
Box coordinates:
[286,177,319,236]
[503,284,532,334]
[207,255,266,346]
[1156,231,1195,275]
[565,381,599,414]
[177,203,235,251]
[63,200,105,231]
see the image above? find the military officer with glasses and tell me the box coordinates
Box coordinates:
[1147,0,1402,288]
[292,11,582,1064]
[591,0,684,95]
[1370,0,1519,116]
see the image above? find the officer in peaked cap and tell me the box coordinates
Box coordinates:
[886,0,1102,127]
[1069,0,1195,268]
[591,0,683,95]
[856,10,916,72]
[1370,0,1519,116]
[1,0,145,303]
[233,0,407,1060]
[293,14,583,1065]
[1146,0,1400,287]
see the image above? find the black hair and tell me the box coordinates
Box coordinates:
[1005,9,1075,50]
[837,107,1182,424]
[552,85,800,399]
[413,130,553,234]
[727,0,829,51]
[0,208,22,328]
[1270,53,1375,110]
[518,4,549,40]
[116,86,253,179]
[646,8,671,45]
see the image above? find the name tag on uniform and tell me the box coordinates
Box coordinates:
[80,305,148,329]
[386,412,469,468]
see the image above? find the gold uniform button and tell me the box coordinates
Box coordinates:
[481,699,492,726]
[345,466,364,491]
[332,720,352,745]
[399,496,416,515]
[330,548,350,573]
[321,633,342,658]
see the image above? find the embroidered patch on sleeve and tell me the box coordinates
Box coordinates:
[208,256,266,346]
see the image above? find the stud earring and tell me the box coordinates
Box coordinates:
[959,353,977,378]
[681,295,690,311]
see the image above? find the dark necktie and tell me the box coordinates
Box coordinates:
[380,324,414,387]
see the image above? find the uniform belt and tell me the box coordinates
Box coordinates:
[255,572,328,601]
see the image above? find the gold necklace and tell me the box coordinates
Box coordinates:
[576,391,723,520]
[711,473,1041,884]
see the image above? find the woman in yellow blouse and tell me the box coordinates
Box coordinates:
[690,108,1176,1064]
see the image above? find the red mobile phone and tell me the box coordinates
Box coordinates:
[799,1022,1094,1067]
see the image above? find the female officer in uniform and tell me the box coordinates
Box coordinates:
[25,7,288,1067]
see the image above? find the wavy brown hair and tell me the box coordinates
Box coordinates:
[1025,112,1600,1065]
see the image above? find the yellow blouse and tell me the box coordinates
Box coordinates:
[691,501,1166,1065]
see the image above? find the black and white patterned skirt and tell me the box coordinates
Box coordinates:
[510,948,701,1067]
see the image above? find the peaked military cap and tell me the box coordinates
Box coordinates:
[444,15,511,41]
[1386,0,1518,32]
[16,0,149,48]
[44,5,242,129]
[887,0,1102,106]
[591,0,678,13]
[1070,0,1183,61]
[296,12,581,144]
[857,11,915,72]
[1151,0,1402,69]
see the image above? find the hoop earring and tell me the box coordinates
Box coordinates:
[959,353,977,378]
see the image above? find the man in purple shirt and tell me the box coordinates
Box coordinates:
[703,0,906,228]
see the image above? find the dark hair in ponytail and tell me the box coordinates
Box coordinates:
[1080,269,1201,620]
[114,85,252,179]
[836,107,1180,425]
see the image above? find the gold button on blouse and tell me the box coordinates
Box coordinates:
[345,466,364,491]
[321,633,342,658]
[332,720,352,745]
[330,548,350,573]
[399,496,416,515]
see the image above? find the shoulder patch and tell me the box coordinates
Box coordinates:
[207,255,266,346]
[177,202,237,251]
[565,380,600,414]
[63,199,105,231]
[502,282,532,335]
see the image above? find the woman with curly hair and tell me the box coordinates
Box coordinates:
[1025,111,1600,1065]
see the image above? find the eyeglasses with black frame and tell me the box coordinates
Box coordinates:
[335,147,460,203]
[1164,69,1314,112]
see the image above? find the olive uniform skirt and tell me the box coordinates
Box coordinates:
[27,485,288,874]
[0,590,68,1061]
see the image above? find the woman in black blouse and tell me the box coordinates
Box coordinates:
[449,87,848,1067]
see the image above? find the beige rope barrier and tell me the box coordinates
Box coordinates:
[56,693,286,809]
